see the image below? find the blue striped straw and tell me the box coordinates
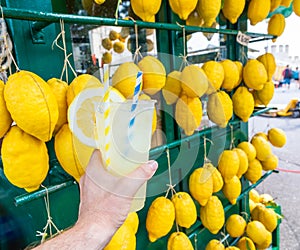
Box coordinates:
[129,71,143,131]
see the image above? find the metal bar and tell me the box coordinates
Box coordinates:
[14,180,77,206]
[2,7,275,39]
[251,107,274,117]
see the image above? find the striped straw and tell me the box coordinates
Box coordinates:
[102,64,111,167]
[128,71,143,134]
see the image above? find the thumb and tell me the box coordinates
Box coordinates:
[116,160,158,198]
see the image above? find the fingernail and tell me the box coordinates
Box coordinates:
[148,160,158,171]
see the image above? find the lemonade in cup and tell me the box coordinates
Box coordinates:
[95,99,156,211]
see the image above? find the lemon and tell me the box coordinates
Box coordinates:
[267,127,287,147]
[233,148,249,178]
[236,236,256,250]
[220,59,240,91]
[246,220,270,245]
[189,166,213,206]
[261,153,278,171]
[249,199,257,213]
[237,141,256,161]
[251,135,272,161]
[138,56,166,95]
[0,80,12,138]
[202,61,224,94]
[131,0,162,22]
[249,189,260,203]
[169,0,198,20]
[186,10,203,26]
[205,239,225,250]
[245,159,263,184]
[247,0,271,26]
[175,94,203,136]
[54,124,94,182]
[226,214,247,238]
[232,86,255,122]
[268,13,286,42]
[171,192,197,228]
[197,0,221,27]
[255,230,272,249]
[68,87,125,148]
[102,38,113,50]
[167,232,194,250]
[271,0,282,11]
[112,62,140,98]
[4,70,58,142]
[218,150,240,183]
[211,165,224,193]
[180,65,208,98]
[102,52,112,64]
[123,212,139,234]
[256,81,275,106]
[259,207,278,232]
[108,30,119,41]
[207,91,233,128]
[257,53,276,82]
[104,223,136,250]
[1,126,49,192]
[222,0,246,24]
[260,193,274,205]
[294,0,300,16]
[66,74,102,106]
[234,60,243,87]
[146,196,175,242]
[243,59,268,90]
[200,195,225,234]
[162,71,182,105]
[222,175,241,205]
[47,78,68,134]
[113,41,125,54]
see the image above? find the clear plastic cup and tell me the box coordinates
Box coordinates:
[95,99,156,211]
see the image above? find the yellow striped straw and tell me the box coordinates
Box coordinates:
[103,64,111,167]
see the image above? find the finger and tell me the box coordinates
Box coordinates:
[116,160,158,198]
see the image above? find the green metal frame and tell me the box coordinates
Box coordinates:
[0,1,282,249]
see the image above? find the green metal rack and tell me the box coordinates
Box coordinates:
[0,0,283,249]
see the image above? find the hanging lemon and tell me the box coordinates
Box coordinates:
[256,53,276,81]
[171,192,197,228]
[220,59,239,91]
[222,0,246,24]
[233,148,249,178]
[236,236,256,250]
[222,175,241,205]
[205,239,225,250]
[217,150,240,182]
[146,196,175,242]
[251,135,272,161]
[243,59,268,90]
[197,0,221,27]
[202,61,224,94]
[267,127,287,147]
[162,71,182,105]
[0,80,12,138]
[244,159,263,184]
[261,153,278,171]
[167,232,194,250]
[123,212,139,234]
[225,214,247,238]
[169,0,198,20]
[246,220,270,246]
[247,0,271,26]
[237,141,257,161]
[232,86,255,122]
[1,126,49,192]
[131,0,162,22]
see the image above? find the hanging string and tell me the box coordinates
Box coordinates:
[114,0,122,25]
[36,185,61,243]
[125,17,143,63]
[176,22,189,72]
[229,124,235,149]
[164,147,176,198]
[194,234,198,250]
[220,232,230,246]
[0,6,19,73]
[52,19,77,83]
[203,136,213,164]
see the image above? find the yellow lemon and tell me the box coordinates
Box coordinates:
[205,239,225,250]
[200,196,225,234]
[293,0,300,16]
[186,10,203,26]
[220,59,240,91]
[202,61,224,94]
[138,56,166,95]
[66,74,102,106]
[113,41,125,53]
[246,220,269,245]
[162,70,182,105]
[197,0,222,27]
[251,135,272,161]
[233,148,249,178]
[207,91,233,128]
[189,167,213,206]
[249,199,257,213]
[218,150,240,182]
[222,0,246,24]
[101,38,113,50]
[222,175,241,205]
[169,0,198,20]
[112,62,140,98]
[249,189,260,203]
[255,230,272,249]
[257,53,276,81]
[237,141,257,161]
[102,52,112,64]
[232,86,255,122]
[167,232,194,250]
[68,87,125,147]
[271,0,282,11]
[247,0,271,26]
[47,78,68,134]
[234,60,243,87]
[0,80,12,138]
[123,212,139,234]
[211,165,224,193]
[236,236,256,250]
[243,59,268,90]
[146,196,175,242]
[104,223,136,250]
[256,81,275,106]
[175,94,203,136]
[226,214,247,238]
[1,126,49,192]
[261,153,278,171]
[180,65,208,98]
[245,159,263,184]
[260,193,274,205]
[108,30,119,41]
[4,70,58,142]
[171,192,197,228]
[267,127,287,147]
[268,13,286,42]
[259,207,278,232]
[131,0,162,22]
[54,124,94,182]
